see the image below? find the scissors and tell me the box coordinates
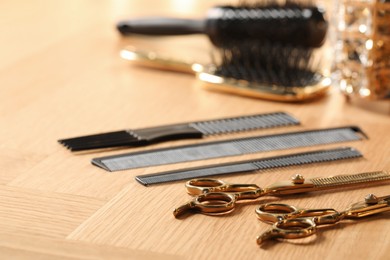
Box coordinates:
[255,194,390,245]
[173,171,390,217]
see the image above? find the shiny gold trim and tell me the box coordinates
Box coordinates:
[197,70,331,102]
[120,47,331,102]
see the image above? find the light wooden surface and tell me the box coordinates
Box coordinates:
[1,0,389,259]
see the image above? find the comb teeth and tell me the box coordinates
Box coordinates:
[311,171,390,187]
[135,147,363,186]
[190,112,299,135]
[92,126,367,172]
[58,131,141,152]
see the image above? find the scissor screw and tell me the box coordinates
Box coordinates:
[365,194,379,204]
[291,174,305,184]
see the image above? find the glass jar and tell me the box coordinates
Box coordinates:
[331,0,390,101]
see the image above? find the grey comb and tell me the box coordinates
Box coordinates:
[92,126,367,172]
[135,147,363,186]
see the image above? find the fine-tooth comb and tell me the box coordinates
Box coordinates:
[58,112,299,152]
[135,147,363,186]
[92,126,367,172]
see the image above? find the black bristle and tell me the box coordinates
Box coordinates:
[212,40,321,87]
[207,0,327,48]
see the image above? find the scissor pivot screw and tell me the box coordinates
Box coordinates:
[291,174,305,184]
[365,194,379,204]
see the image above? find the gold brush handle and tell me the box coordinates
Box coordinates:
[120,48,203,74]
[120,47,331,102]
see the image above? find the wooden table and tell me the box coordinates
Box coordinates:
[1,1,389,259]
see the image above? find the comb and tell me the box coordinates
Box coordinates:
[92,126,367,172]
[58,112,299,152]
[135,147,363,186]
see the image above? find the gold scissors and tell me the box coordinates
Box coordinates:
[256,194,390,245]
[173,171,390,217]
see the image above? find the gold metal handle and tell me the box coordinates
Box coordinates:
[256,203,339,223]
[185,179,227,195]
[173,192,237,218]
[120,48,202,74]
[257,218,317,245]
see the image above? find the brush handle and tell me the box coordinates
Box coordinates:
[119,48,200,74]
[117,17,205,35]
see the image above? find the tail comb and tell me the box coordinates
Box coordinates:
[58,112,299,152]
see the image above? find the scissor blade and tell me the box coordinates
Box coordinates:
[310,171,390,190]
[265,171,390,195]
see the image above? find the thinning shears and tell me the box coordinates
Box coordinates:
[173,171,390,217]
[256,194,390,244]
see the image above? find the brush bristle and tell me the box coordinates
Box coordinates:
[207,0,327,48]
[205,0,327,88]
[211,40,322,87]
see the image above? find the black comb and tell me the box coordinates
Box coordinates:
[117,2,328,48]
[135,147,363,186]
[58,112,299,152]
[92,126,367,172]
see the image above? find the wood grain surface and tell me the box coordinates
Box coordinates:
[1,0,389,259]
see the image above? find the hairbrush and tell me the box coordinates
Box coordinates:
[120,41,331,102]
[116,1,328,48]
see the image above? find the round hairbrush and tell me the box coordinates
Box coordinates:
[116,2,328,48]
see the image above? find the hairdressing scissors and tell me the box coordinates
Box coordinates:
[255,194,390,245]
[173,171,390,217]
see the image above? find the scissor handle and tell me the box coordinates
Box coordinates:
[185,178,260,196]
[256,203,339,223]
[256,203,301,223]
[173,192,237,218]
[186,179,227,195]
[257,217,317,244]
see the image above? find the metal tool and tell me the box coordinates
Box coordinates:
[256,193,390,245]
[58,112,299,151]
[135,147,363,186]
[92,126,367,172]
[173,171,390,217]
